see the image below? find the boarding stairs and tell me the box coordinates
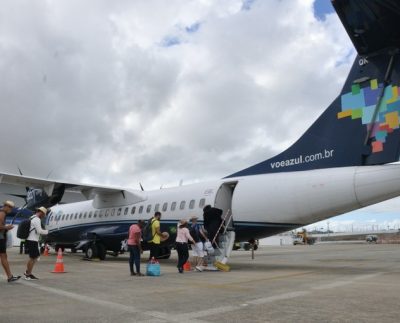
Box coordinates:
[205,209,236,270]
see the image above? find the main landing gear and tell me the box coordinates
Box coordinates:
[85,242,107,260]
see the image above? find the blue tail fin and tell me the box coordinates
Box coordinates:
[227,0,400,177]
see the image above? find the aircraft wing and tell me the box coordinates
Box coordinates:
[0,172,145,208]
[333,0,400,56]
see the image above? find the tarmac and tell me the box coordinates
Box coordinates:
[1,243,400,323]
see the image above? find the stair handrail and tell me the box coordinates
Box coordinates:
[211,209,232,245]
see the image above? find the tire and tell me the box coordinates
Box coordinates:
[85,244,98,259]
[97,243,106,260]
[157,247,171,259]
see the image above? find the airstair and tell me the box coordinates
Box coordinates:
[205,209,236,269]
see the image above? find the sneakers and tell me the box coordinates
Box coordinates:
[195,266,203,272]
[7,275,21,283]
[137,272,145,277]
[24,272,39,280]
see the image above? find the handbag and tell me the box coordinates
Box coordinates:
[146,259,161,276]
[204,241,214,255]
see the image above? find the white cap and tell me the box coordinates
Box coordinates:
[36,206,48,215]
[4,200,15,208]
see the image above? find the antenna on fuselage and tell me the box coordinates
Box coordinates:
[139,183,144,191]
[179,179,183,186]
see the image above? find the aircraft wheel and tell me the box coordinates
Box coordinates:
[85,244,98,259]
[157,247,171,259]
[97,243,107,260]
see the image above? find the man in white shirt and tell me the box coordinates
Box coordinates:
[24,207,49,280]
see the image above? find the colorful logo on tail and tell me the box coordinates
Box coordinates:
[337,79,400,153]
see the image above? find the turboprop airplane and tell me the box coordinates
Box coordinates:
[1,0,400,262]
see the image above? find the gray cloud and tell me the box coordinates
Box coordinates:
[0,0,354,190]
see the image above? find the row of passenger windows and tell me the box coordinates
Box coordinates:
[49,198,206,222]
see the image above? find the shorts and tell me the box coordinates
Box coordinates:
[0,238,6,253]
[26,240,40,259]
[192,241,204,257]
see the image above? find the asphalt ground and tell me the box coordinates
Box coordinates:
[1,243,399,323]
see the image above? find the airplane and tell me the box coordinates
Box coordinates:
[1,0,400,262]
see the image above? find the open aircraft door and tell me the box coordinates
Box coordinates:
[214,181,237,229]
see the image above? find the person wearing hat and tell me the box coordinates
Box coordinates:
[24,206,49,280]
[189,215,208,271]
[175,219,195,273]
[0,200,21,282]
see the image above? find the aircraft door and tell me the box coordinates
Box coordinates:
[214,182,237,229]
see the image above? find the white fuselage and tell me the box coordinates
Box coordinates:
[46,164,400,241]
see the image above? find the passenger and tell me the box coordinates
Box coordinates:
[148,211,162,260]
[0,200,21,282]
[190,216,208,271]
[203,205,223,247]
[175,219,195,273]
[128,220,145,276]
[24,207,49,280]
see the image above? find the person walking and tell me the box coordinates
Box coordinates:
[148,211,162,260]
[128,220,145,276]
[24,207,49,280]
[175,219,195,273]
[0,200,21,282]
[190,216,208,271]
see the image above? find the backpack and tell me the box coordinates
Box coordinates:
[142,218,156,242]
[190,224,201,242]
[17,217,34,239]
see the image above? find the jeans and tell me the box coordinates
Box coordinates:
[128,245,141,274]
[176,242,189,270]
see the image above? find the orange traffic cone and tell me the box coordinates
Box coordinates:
[183,261,191,271]
[51,249,66,273]
[43,244,49,256]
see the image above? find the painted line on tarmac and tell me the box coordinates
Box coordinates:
[1,274,207,323]
[1,272,384,323]
[172,272,385,321]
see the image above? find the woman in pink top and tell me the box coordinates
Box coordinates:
[127,220,144,276]
[175,219,195,273]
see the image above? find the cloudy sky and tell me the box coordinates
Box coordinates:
[0,0,398,230]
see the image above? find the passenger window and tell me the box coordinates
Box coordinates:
[79,213,83,219]
[117,208,122,216]
[99,210,104,218]
[94,211,98,218]
[139,205,144,214]
[171,202,176,211]
[111,208,115,216]
[105,209,110,217]
[83,212,87,219]
[155,204,160,212]
[62,214,65,221]
[199,198,206,208]
[146,205,152,213]
[131,206,136,215]
[180,201,186,210]
[162,202,168,212]
[88,211,92,218]
[74,213,78,219]
[124,207,129,215]
[189,199,195,209]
